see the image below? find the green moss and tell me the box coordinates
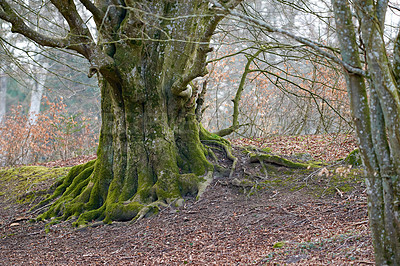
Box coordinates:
[199,124,237,175]
[102,202,143,225]
[176,119,213,176]
[154,170,181,201]
[307,167,364,197]
[344,148,362,167]
[74,205,106,226]
[0,166,70,203]
[199,124,230,146]
[137,186,155,203]
[35,161,96,221]
[178,173,201,196]
[46,160,95,201]
[292,153,313,161]
[261,147,272,153]
[16,189,47,204]
[241,158,364,199]
[249,153,317,169]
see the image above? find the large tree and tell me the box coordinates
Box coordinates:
[0,0,241,226]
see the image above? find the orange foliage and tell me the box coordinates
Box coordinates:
[0,97,98,166]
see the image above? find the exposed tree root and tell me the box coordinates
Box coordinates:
[248,152,318,169]
[34,166,214,227]
[199,125,238,177]
[131,201,168,223]
[31,160,96,212]
[32,125,232,228]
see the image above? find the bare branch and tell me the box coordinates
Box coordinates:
[49,0,89,35]
[388,3,400,12]
[48,0,95,56]
[210,0,367,76]
[171,1,243,96]
[171,15,221,96]
[78,0,104,25]
[0,0,69,48]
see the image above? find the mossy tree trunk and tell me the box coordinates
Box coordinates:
[332,0,400,264]
[0,0,242,226]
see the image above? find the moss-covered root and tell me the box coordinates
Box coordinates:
[129,171,213,223]
[199,124,238,177]
[35,160,96,222]
[31,160,96,212]
[127,172,214,223]
[36,160,213,228]
[74,170,213,227]
[249,153,318,169]
[179,171,214,200]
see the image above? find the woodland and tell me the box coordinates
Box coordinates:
[0,0,399,264]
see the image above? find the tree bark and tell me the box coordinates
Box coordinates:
[28,61,49,125]
[0,67,6,166]
[3,1,244,226]
[0,68,6,125]
[332,0,400,263]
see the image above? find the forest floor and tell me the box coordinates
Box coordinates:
[0,134,375,265]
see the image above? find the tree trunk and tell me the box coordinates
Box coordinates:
[332,0,400,264]
[37,1,236,226]
[0,68,6,166]
[28,61,48,125]
[23,61,49,164]
[0,69,6,125]
[0,19,6,125]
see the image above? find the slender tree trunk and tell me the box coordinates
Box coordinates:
[0,19,6,125]
[28,61,48,125]
[0,69,6,125]
[214,49,262,137]
[332,0,400,263]
[0,68,6,166]
[23,61,49,164]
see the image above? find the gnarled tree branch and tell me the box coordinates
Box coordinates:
[171,1,244,96]
[78,0,104,25]
[0,0,69,49]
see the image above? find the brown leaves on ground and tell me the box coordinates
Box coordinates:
[230,134,357,162]
[37,134,357,168]
[0,183,373,265]
[36,154,97,168]
[0,135,373,265]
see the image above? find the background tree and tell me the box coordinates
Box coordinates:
[212,0,400,263]
[0,65,6,125]
[0,0,242,225]
[0,20,10,125]
[27,57,49,125]
[332,0,400,263]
